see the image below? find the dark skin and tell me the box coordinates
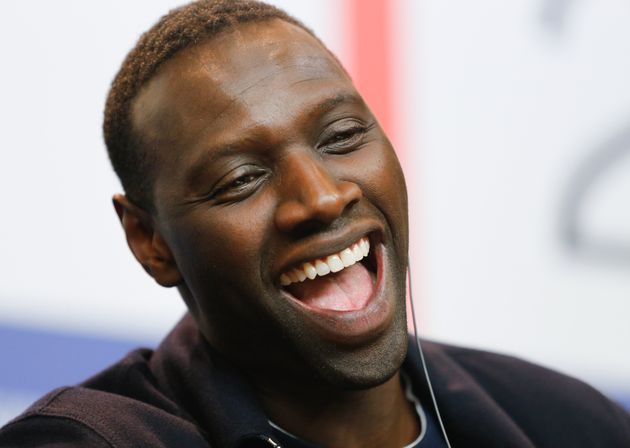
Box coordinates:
[114,20,416,447]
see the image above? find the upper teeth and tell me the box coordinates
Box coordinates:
[280,237,370,286]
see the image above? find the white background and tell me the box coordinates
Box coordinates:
[402,0,630,394]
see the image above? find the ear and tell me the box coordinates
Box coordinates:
[112,194,182,287]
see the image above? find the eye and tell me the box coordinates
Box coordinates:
[319,120,371,154]
[210,167,268,202]
[226,174,257,189]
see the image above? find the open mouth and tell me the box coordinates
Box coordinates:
[279,236,378,312]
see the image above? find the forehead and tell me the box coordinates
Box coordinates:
[131,19,353,151]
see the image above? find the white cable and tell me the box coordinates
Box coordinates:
[407,261,452,447]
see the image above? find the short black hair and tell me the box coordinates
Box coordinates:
[103,0,320,210]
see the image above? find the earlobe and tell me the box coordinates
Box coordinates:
[112,194,182,287]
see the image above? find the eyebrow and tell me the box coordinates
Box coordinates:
[184,90,362,188]
[311,92,360,115]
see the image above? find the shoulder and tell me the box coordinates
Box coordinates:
[0,387,114,447]
[432,341,617,409]
[0,350,208,447]
[422,341,630,446]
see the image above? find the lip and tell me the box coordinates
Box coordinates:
[272,220,384,283]
[279,238,394,346]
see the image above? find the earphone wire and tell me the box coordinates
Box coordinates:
[407,261,452,447]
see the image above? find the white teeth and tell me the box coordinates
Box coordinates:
[340,248,356,267]
[280,237,371,287]
[327,254,344,273]
[288,270,299,283]
[315,260,331,276]
[360,239,369,257]
[280,273,291,286]
[294,269,307,282]
[303,262,317,280]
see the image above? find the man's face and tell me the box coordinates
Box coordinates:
[132,19,409,388]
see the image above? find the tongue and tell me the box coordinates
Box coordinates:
[286,262,375,311]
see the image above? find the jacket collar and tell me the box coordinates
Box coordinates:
[150,314,277,448]
[405,339,535,447]
[150,314,535,447]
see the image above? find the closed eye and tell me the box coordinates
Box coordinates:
[319,121,373,154]
[327,127,363,144]
[210,168,268,202]
[224,174,258,190]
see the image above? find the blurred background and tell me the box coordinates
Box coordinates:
[1,0,629,425]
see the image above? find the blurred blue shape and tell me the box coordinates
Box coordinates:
[617,397,630,414]
[0,323,154,395]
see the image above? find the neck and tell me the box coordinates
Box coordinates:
[253,370,420,448]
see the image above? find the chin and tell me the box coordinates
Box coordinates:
[307,312,409,390]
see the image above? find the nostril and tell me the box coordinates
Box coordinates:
[338,181,363,207]
[300,181,361,225]
[274,181,362,235]
[274,151,363,233]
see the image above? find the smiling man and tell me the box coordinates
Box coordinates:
[1,1,630,447]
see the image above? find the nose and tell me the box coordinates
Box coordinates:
[274,152,362,234]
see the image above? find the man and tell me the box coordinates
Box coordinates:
[1,1,629,447]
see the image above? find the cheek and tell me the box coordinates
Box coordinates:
[343,144,407,211]
[340,144,408,250]
[378,149,408,223]
[166,196,275,306]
